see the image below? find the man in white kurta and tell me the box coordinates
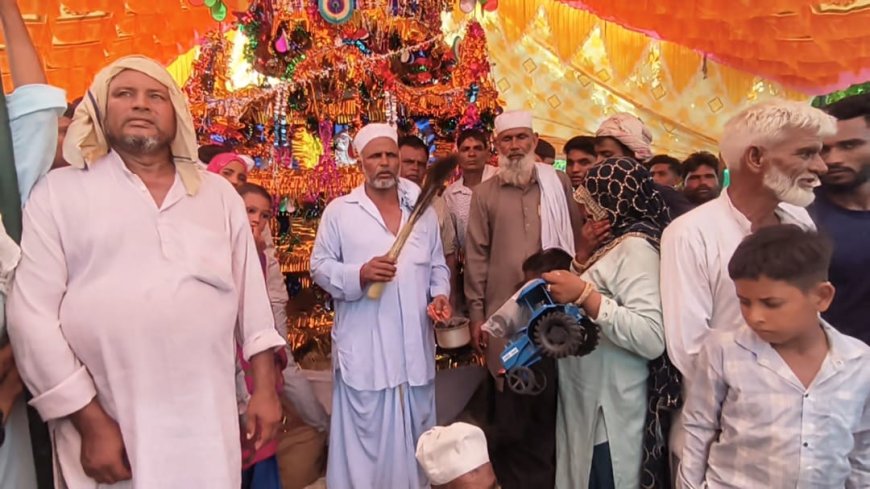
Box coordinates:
[7,57,286,489]
[310,123,451,489]
[661,100,835,474]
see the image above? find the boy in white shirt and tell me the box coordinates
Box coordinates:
[679,224,870,489]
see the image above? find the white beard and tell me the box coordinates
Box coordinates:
[497,152,536,187]
[763,165,818,208]
[367,174,398,190]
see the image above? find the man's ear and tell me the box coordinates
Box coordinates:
[745,146,764,174]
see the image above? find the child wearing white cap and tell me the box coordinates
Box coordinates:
[416,423,498,489]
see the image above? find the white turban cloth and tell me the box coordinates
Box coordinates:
[62,55,202,194]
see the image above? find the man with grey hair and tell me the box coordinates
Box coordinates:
[660,99,836,473]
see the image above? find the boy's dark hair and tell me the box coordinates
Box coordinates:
[398,135,429,154]
[824,92,870,125]
[681,151,720,180]
[535,139,556,160]
[728,225,833,291]
[595,136,636,159]
[563,136,596,157]
[238,182,272,203]
[647,154,682,175]
[522,248,573,277]
[63,97,82,119]
[456,129,489,148]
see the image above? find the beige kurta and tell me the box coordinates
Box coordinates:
[464,169,583,374]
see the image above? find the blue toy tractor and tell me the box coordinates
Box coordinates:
[499,279,599,395]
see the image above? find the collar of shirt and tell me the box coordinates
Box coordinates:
[448,165,498,196]
[345,178,418,212]
[721,188,813,232]
[111,151,188,211]
[734,319,866,389]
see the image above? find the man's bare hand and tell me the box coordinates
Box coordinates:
[427,295,452,323]
[359,255,397,287]
[71,401,132,484]
[470,320,488,354]
[245,389,282,450]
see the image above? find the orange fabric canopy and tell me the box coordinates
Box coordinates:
[0,0,247,99]
[558,0,870,94]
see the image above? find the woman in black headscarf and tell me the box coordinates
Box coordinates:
[544,157,679,489]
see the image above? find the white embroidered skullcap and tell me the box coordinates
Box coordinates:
[416,422,490,485]
[353,123,398,154]
[494,110,533,134]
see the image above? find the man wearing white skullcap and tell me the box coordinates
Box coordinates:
[311,122,451,488]
[416,423,498,489]
[464,110,583,488]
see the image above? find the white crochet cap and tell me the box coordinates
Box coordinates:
[494,110,533,134]
[353,123,398,154]
[416,422,490,485]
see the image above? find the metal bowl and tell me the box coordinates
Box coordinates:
[435,317,471,349]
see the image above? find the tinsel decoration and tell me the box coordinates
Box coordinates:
[812,81,870,108]
[318,0,355,25]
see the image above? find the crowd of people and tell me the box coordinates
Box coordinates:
[0,0,868,488]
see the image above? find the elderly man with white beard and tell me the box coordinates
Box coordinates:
[464,110,583,489]
[310,123,451,489]
[660,99,836,477]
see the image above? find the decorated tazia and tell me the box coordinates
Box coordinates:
[183,0,500,371]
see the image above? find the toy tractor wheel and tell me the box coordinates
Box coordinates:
[533,311,585,358]
[505,366,547,395]
[574,318,601,357]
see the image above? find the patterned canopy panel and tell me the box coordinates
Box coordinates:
[556,0,870,94]
[460,7,808,157]
[0,0,248,99]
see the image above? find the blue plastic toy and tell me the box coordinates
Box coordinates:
[499,279,599,395]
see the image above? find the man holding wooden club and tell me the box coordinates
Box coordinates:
[310,123,452,489]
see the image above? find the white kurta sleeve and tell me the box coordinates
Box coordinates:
[8,84,66,204]
[660,224,713,376]
[228,193,285,361]
[427,210,450,299]
[678,334,727,489]
[7,180,97,421]
[262,223,289,339]
[593,238,666,360]
[310,203,364,302]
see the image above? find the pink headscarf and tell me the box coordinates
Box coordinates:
[596,113,654,162]
[206,152,253,174]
